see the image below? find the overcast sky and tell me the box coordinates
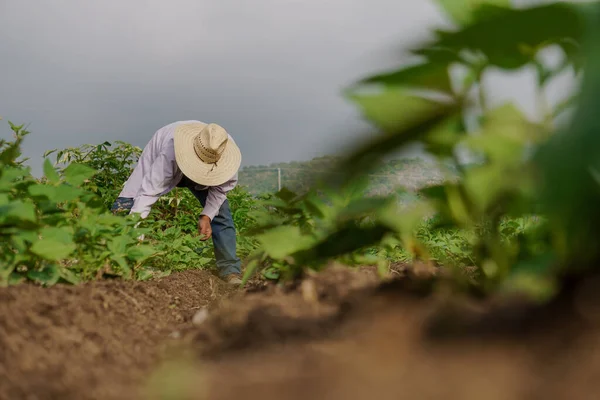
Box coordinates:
[0,0,576,174]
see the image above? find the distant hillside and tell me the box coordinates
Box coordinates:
[238,156,456,196]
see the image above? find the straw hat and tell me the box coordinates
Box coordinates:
[173,122,241,186]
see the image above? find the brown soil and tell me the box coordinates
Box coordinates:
[3,264,600,400]
[0,269,238,400]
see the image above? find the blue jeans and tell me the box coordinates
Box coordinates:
[112,180,241,278]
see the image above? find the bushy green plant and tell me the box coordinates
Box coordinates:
[45,140,142,209]
[0,122,156,286]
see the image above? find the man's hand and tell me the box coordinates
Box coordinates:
[198,215,212,241]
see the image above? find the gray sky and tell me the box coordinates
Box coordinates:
[0,0,576,174]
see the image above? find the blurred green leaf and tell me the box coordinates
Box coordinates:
[62,163,96,187]
[421,3,586,70]
[96,214,127,226]
[30,238,76,261]
[127,245,156,261]
[136,269,153,281]
[40,226,74,243]
[275,187,301,204]
[297,222,391,262]
[256,225,316,259]
[29,227,76,261]
[29,184,84,203]
[552,93,579,118]
[463,164,506,212]
[108,235,134,256]
[16,230,39,244]
[535,10,600,264]
[423,114,466,156]
[262,267,280,280]
[111,255,131,277]
[349,88,451,133]
[337,196,393,222]
[59,267,81,284]
[242,257,261,284]
[358,62,453,93]
[434,0,510,26]
[1,201,37,223]
[0,167,29,191]
[43,159,61,185]
[28,263,60,286]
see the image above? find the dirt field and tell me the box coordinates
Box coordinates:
[3,264,600,400]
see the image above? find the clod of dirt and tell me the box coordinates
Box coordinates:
[192,307,210,326]
[187,264,383,358]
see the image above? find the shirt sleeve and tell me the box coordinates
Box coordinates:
[130,153,176,219]
[200,173,238,221]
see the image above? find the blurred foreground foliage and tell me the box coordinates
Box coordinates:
[242,0,600,302]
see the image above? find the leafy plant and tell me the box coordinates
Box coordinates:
[45,140,142,209]
[145,224,213,271]
[1,122,157,286]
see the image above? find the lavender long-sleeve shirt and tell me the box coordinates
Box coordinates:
[119,120,238,221]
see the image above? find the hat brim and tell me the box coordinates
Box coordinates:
[173,122,242,186]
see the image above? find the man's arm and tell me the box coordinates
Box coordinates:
[200,173,238,221]
[130,153,177,219]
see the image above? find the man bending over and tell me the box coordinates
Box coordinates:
[112,121,243,285]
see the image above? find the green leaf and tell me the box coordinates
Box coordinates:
[136,269,153,281]
[463,103,541,162]
[423,114,466,156]
[297,222,391,262]
[1,201,37,223]
[348,88,449,133]
[336,196,393,222]
[58,267,81,285]
[8,273,25,286]
[422,3,587,70]
[111,255,131,277]
[0,166,29,191]
[242,257,261,284]
[40,226,74,244]
[27,264,60,286]
[275,187,301,204]
[30,238,76,261]
[358,62,453,93]
[256,225,316,259]
[18,229,38,243]
[107,235,134,256]
[28,184,84,203]
[535,11,600,264]
[434,0,510,26]
[378,201,435,234]
[552,93,578,118]
[43,159,61,184]
[29,227,76,261]
[463,164,507,212]
[126,245,156,261]
[62,163,96,187]
[96,214,127,226]
[262,266,280,281]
